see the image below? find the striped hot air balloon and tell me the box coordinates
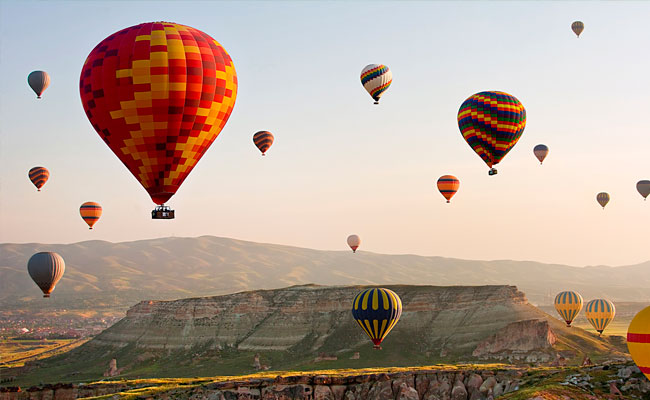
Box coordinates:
[533,144,549,165]
[597,192,610,209]
[627,306,650,380]
[457,91,526,175]
[637,180,650,201]
[352,288,402,349]
[28,167,49,191]
[554,291,583,327]
[360,64,392,105]
[571,21,584,38]
[28,71,50,99]
[253,131,274,156]
[347,234,361,253]
[585,298,615,336]
[80,202,102,229]
[27,252,65,298]
[437,175,460,203]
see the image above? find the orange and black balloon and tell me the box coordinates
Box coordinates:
[253,131,274,156]
[437,175,459,203]
[28,167,49,191]
[80,202,102,229]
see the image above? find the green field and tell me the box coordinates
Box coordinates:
[0,338,87,368]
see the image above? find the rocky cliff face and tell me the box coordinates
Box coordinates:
[472,320,556,363]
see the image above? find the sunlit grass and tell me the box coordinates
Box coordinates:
[0,339,88,368]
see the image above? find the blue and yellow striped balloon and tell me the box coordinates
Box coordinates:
[352,288,402,349]
[554,291,583,327]
[585,298,616,336]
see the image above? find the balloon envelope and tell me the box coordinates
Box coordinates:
[637,180,650,200]
[28,167,49,191]
[352,288,402,348]
[347,234,361,253]
[79,22,237,206]
[360,64,392,104]
[28,71,50,99]
[597,192,610,209]
[533,144,549,165]
[437,175,459,203]
[253,131,274,155]
[80,202,102,229]
[585,298,615,335]
[627,306,650,380]
[554,291,583,327]
[572,21,584,37]
[457,91,526,171]
[27,252,65,297]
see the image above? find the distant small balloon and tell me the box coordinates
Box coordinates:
[571,21,585,38]
[347,235,361,253]
[80,202,102,229]
[437,175,460,203]
[637,180,650,201]
[253,131,274,156]
[554,291,583,327]
[533,144,549,165]
[360,64,392,105]
[596,192,610,209]
[28,71,50,99]
[585,298,615,336]
[28,167,49,191]
[27,252,65,298]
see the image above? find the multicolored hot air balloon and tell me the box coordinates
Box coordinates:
[352,288,402,349]
[627,306,650,380]
[554,291,583,327]
[637,180,650,201]
[28,167,49,191]
[360,64,392,105]
[533,144,549,165]
[27,252,65,298]
[347,235,361,253]
[596,192,610,209]
[437,175,459,203]
[585,298,615,336]
[253,131,274,156]
[457,91,526,175]
[571,21,585,38]
[79,22,237,218]
[28,71,50,99]
[80,202,102,229]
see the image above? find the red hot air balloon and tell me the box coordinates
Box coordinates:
[28,167,49,191]
[79,22,237,219]
[347,235,361,253]
[253,131,274,155]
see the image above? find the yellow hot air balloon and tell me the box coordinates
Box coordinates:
[585,298,615,336]
[627,306,650,380]
[554,291,583,327]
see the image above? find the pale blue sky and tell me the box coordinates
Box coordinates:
[1,1,649,266]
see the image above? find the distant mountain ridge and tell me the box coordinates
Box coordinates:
[2,235,650,311]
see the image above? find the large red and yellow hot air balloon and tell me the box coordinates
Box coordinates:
[28,167,49,191]
[80,202,102,229]
[627,306,650,380]
[79,22,237,218]
[437,175,459,203]
[457,91,526,175]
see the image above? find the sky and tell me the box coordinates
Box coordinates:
[1,1,649,267]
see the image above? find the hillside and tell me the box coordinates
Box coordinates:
[5,285,627,387]
[2,236,650,314]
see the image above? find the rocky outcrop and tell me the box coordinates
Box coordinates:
[472,319,556,362]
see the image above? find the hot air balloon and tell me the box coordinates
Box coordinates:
[28,71,50,99]
[533,144,549,165]
[627,306,650,380]
[571,21,584,38]
[360,64,392,105]
[457,91,526,176]
[554,291,583,327]
[352,288,402,349]
[80,202,102,229]
[28,167,49,191]
[437,175,459,203]
[347,234,361,253]
[637,180,650,201]
[596,192,610,209]
[253,131,274,156]
[585,298,615,336]
[27,252,65,298]
[79,22,237,219]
